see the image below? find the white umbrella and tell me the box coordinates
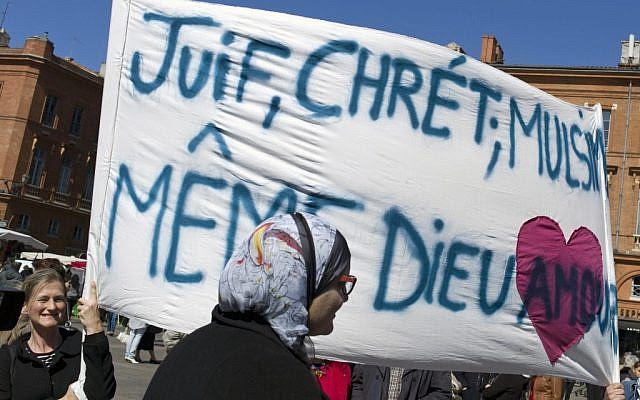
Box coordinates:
[0,228,48,251]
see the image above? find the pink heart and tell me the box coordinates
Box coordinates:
[516,216,603,364]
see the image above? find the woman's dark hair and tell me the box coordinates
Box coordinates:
[634,361,640,369]
[315,230,350,294]
[33,258,65,280]
[20,267,33,280]
[291,213,351,308]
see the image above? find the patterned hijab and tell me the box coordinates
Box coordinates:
[218,213,350,350]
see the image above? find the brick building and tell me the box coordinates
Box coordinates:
[0,31,102,255]
[480,34,640,353]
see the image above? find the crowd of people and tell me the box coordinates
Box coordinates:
[0,214,632,399]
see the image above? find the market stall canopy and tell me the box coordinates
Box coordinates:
[0,228,47,251]
[20,252,85,264]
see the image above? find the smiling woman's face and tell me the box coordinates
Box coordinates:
[25,281,66,330]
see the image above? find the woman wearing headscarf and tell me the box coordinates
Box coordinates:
[144,212,354,399]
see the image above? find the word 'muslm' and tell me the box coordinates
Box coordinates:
[129,13,606,193]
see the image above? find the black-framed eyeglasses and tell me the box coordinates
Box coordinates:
[338,274,357,296]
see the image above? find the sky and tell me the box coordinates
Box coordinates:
[3,0,638,72]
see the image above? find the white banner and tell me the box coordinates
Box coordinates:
[89,0,618,384]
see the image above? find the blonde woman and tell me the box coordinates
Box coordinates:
[0,269,116,399]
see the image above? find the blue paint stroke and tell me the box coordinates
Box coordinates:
[187,122,232,160]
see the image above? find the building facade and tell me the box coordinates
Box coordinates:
[481,35,640,353]
[0,32,102,255]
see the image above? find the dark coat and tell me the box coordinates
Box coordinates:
[0,328,116,400]
[0,268,22,288]
[481,374,529,400]
[144,305,327,400]
[453,372,485,400]
[351,365,452,400]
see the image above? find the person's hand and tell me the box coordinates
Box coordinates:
[77,281,103,335]
[605,383,625,400]
[59,384,79,400]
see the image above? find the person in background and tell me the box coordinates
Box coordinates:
[0,269,116,399]
[622,355,640,382]
[453,372,485,400]
[312,359,351,400]
[20,266,33,280]
[563,379,577,400]
[622,361,640,400]
[33,258,66,280]
[0,240,23,264]
[632,362,640,383]
[161,329,186,354]
[0,261,22,289]
[106,311,118,336]
[530,376,564,400]
[66,274,80,322]
[480,374,528,400]
[0,281,24,346]
[124,316,147,364]
[351,365,451,400]
[136,325,161,364]
[144,212,354,399]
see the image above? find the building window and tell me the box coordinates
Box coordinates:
[603,109,611,148]
[17,214,30,230]
[632,276,640,299]
[47,219,60,236]
[82,168,94,200]
[636,193,640,235]
[72,226,83,241]
[27,147,46,186]
[69,106,83,136]
[41,95,58,127]
[57,155,72,194]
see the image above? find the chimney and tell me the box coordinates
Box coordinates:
[481,35,504,64]
[620,34,640,67]
[0,28,9,47]
[24,34,54,59]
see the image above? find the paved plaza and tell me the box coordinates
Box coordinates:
[106,331,166,400]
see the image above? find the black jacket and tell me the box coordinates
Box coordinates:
[351,365,452,400]
[481,374,528,400]
[453,372,485,400]
[144,305,327,399]
[0,327,116,400]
